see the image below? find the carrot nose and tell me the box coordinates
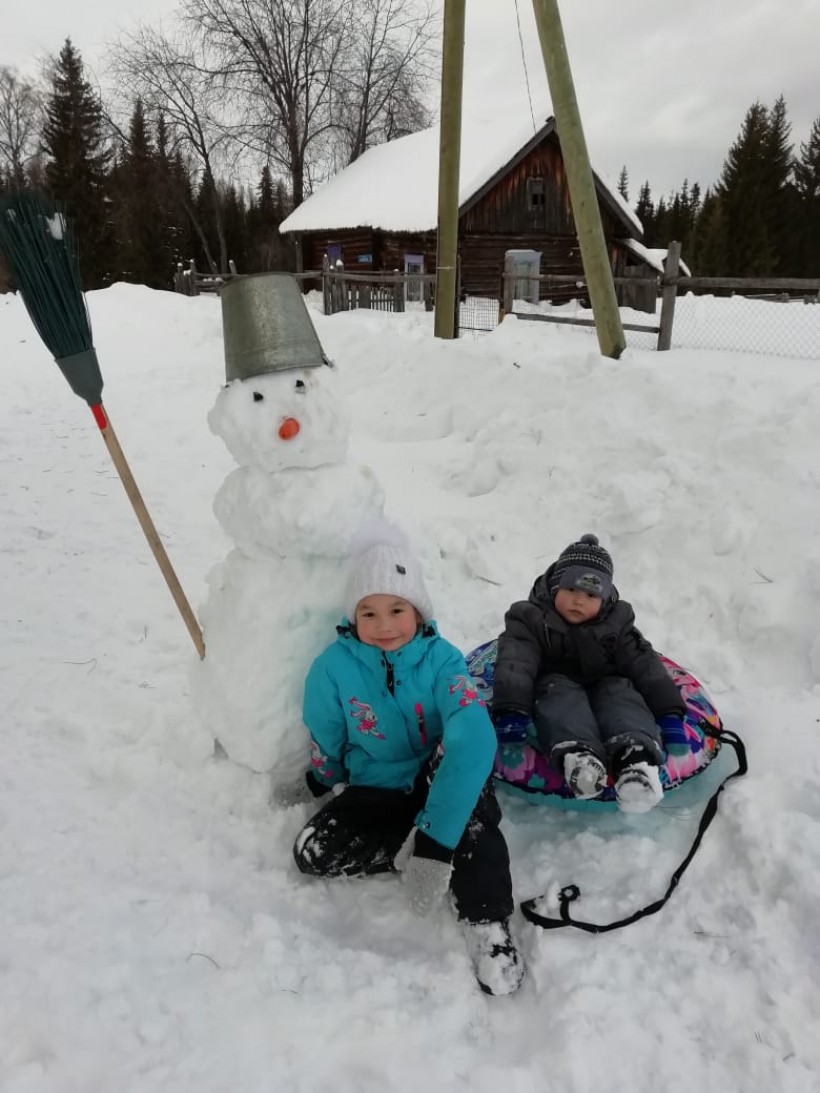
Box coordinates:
[278,417,300,440]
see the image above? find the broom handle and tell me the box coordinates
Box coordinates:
[91,403,206,659]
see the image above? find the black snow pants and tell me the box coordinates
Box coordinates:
[534,674,664,768]
[292,771,514,924]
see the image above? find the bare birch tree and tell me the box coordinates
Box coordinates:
[182,0,436,205]
[334,0,436,164]
[0,67,41,185]
[182,0,348,208]
[109,26,233,273]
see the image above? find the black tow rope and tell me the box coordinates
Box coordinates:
[520,724,748,933]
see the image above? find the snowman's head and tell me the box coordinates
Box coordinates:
[208,364,350,472]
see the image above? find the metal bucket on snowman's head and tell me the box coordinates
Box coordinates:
[220,271,330,382]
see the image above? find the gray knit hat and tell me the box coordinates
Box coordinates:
[548,533,614,601]
[344,542,434,622]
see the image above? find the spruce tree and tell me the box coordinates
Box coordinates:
[687,190,723,275]
[794,116,820,276]
[713,99,793,275]
[154,115,195,274]
[794,116,820,199]
[635,181,654,241]
[222,183,249,272]
[656,181,699,253]
[765,95,799,270]
[617,165,629,201]
[113,99,169,287]
[247,165,290,271]
[42,39,112,288]
[193,168,221,273]
[651,197,667,247]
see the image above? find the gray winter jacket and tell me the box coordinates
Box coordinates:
[493,565,685,719]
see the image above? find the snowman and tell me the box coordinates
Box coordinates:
[192,272,385,776]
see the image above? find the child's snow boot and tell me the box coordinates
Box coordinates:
[563,750,607,799]
[462,919,525,996]
[614,759,663,814]
[612,742,663,813]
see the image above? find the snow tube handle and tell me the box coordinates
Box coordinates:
[520,725,747,933]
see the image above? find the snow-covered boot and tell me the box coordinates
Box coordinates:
[462,919,525,996]
[614,761,663,814]
[563,751,607,799]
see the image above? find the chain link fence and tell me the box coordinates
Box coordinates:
[460,285,820,362]
[300,260,820,360]
[458,295,501,338]
[669,293,820,360]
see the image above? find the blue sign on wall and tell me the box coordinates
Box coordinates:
[358,254,373,263]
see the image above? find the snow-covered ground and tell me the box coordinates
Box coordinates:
[1,283,819,1092]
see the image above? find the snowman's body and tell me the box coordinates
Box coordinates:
[193,364,384,774]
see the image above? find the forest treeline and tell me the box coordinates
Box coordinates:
[0,0,436,289]
[1,7,818,290]
[618,96,820,278]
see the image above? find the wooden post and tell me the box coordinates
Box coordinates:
[188,258,199,296]
[530,0,626,359]
[453,254,461,338]
[322,254,331,314]
[434,0,466,339]
[228,259,238,276]
[424,277,434,312]
[657,240,681,351]
[500,253,516,321]
[336,260,347,311]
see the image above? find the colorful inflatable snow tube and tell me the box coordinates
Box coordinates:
[465,639,721,805]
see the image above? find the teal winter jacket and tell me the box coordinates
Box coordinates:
[303,621,497,850]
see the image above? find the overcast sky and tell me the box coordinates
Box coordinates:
[5,0,819,201]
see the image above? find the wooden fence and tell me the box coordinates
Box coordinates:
[173,246,819,353]
[173,258,436,317]
[502,243,820,350]
[174,258,241,296]
[320,258,436,316]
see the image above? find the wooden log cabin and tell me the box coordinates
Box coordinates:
[279,116,658,311]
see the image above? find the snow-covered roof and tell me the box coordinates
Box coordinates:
[280,115,642,239]
[597,177,643,237]
[623,238,691,276]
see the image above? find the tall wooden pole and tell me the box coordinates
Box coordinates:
[530,0,626,359]
[434,0,466,340]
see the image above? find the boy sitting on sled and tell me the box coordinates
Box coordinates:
[492,534,686,813]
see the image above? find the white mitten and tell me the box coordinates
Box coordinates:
[271,772,345,807]
[271,773,316,807]
[394,828,453,916]
[393,827,418,872]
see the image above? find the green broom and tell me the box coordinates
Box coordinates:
[0,190,205,658]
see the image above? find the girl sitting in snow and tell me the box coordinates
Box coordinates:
[492,534,686,813]
[290,531,524,997]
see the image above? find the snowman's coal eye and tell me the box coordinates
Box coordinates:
[253,391,264,402]
[295,380,306,393]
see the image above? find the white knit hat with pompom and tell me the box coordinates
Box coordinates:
[344,523,434,622]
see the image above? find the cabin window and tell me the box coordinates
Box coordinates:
[404,253,424,302]
[527,177,546,213]
[326,242,343,266]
